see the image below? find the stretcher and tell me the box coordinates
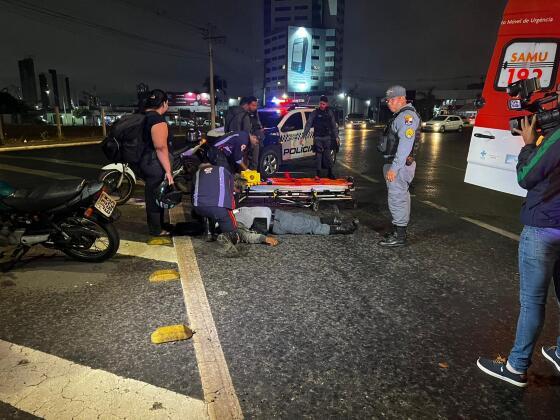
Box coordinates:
[238,173,356,211]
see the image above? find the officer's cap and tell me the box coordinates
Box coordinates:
[383,85,406,101]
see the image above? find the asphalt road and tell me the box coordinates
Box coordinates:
[1,129,559,419]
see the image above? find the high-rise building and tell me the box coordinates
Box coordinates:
[263,0,345,100]
[38,73,50,108]
[48,69,60,107]
[18,58,38,105]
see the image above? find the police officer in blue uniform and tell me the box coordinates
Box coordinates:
[378,85,421,247]
[211,131,250,173]
[302,95,339,180]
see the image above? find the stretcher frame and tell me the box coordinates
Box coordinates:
[237,176,356,212]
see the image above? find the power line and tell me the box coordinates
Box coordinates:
[0,0,207,58]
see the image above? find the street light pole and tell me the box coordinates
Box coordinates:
[202,24,225,130]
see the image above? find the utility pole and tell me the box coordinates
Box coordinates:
[201,24,225,130]
[0,114,4,145]
[101,107,107,137]
[54,106,62,139]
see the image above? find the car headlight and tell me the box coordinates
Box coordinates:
[361,123,367,128]
[421,122,426,127]
[346,124,352,128]
[433,124,440,128]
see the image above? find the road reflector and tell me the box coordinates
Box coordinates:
[149,269,180,283]
[147,237,173,246]
[151,324,193,344]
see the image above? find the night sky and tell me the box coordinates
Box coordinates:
[0,0,508,104]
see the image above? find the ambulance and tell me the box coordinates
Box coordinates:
[465,0,560,196]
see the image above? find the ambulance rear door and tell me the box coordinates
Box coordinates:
[464,0,560,196]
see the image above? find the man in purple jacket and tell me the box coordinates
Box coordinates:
[477,115,560,387]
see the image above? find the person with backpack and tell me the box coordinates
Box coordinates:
[138,89,175,237]
[377,85,421,247]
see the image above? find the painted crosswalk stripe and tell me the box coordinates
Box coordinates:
[0,163,80,180]
[0,339,208,420]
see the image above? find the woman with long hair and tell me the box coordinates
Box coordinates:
[138,89,175,236]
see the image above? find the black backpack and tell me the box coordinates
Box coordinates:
[101,113,147,164]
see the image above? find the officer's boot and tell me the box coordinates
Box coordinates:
[320,215,343,225]
[329,219,359,235]
[315,170,322,181]
[379,225,407,247]
[382,225,397,239]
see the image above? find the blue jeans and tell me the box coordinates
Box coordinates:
[508,226,560,372]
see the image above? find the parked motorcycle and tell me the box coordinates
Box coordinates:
[0,179,120,271]
[99,140,205,205]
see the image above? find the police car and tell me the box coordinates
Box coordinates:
[208,106,339,176]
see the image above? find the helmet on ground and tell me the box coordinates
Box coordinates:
[155,178,182,209]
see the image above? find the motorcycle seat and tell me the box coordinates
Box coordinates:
[2,179,87,212]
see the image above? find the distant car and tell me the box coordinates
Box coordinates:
[344,113,372,129]
[421,115,464,133]
[207,107,339,176]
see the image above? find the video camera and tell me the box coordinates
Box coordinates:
[507,77,560,135]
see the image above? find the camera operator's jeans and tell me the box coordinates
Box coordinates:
[508,226,560,372]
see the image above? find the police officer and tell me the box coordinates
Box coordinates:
[302,95,339,180]
[378,85,421,247]
[225,96,261,170]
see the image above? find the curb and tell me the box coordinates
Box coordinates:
[0,139,102,152]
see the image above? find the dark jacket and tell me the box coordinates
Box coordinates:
[192,164,235,209]
[225,106,251,133]
[517,126,560,227]
[302,108,338,139]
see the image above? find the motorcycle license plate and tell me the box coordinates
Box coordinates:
[94,192,117,217]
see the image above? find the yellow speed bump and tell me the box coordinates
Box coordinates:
[149,269,180,283]
[147,237,173,246]
[151,324,194,344]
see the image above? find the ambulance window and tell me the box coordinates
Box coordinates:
[495,40,559,90]
[281,113,303,132]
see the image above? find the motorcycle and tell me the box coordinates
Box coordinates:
[99,140,206,205]
[0,179,120,271]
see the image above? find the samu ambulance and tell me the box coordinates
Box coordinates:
[465,0,560,196]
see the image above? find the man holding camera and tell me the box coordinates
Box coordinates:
[477,115,560,387]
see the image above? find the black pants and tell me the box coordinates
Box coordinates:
[139,152,167,235]
[314,136,333,172]
[193,206,237,233]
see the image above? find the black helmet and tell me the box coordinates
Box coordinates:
[155,178,182,209]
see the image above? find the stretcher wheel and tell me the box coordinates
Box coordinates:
[312,201,320,212]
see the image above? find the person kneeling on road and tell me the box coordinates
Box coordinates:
[191,149,240,256]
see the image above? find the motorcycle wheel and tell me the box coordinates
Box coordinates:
[99,170,135,205]
[61,217,120,263]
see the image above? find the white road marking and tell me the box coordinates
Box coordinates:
[338,161,380,183]
[419,200,449,213]
[0,154,100,169]
[0,140,101,153]
[460,216,520,242]
[170,205,243,420]
[118,239,177,263]
[0,339,208,420]
[0,163,81,180]
[342,163,520,242]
